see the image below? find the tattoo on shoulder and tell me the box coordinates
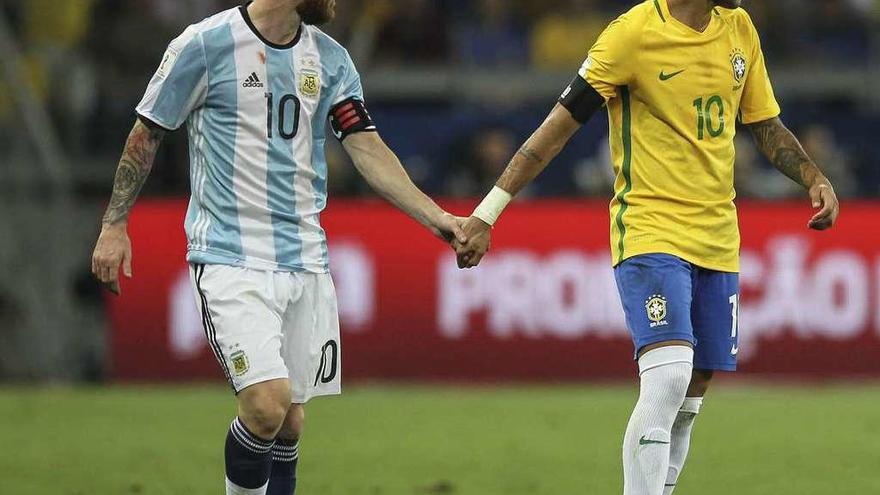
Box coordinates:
[517,145,543,163]
[102,121,165,225]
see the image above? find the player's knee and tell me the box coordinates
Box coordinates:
[661,364,692,398]
[244,397,288,439]
[239,382,290,439]
[687,369,714,397]
[639,345,693,397]
[278,404,305,442]
[243,398,285,439]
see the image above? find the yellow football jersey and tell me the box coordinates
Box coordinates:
[581,0,780,272]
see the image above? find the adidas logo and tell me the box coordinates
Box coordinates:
[242,72,263,88]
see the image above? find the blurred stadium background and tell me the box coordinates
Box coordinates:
[1,0,879,493]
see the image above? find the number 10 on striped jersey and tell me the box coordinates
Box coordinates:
[265,92,301,140]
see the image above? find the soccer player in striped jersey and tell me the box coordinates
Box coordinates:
[91,1,466,494]
[456,1,839,493]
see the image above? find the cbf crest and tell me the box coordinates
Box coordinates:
[646,294,669,328]
[731,48,747,83]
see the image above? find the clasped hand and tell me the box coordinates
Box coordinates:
[431,212,492,269]
[450,216,492,269]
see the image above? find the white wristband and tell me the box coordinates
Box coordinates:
[472,186,513,226]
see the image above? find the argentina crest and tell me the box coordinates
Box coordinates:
[300,69,321,98]
[730,48,747,83]
[230,351,249,377]
[645,294,669,328]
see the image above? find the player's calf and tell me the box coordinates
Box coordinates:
[663,395,702,495]
[664,370,712,495]
[267,405,305,495]
[277,404,305,441]
[225,379,290,495]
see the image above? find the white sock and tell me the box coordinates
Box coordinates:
[623,346,693,495]
[225,479,268,495]
[662,397,703,495]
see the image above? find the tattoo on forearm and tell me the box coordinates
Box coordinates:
[748,118,823,189]
[495,107,580,195]
[517,145,544,163]
[102,121,164,225]
[496,145,546,193]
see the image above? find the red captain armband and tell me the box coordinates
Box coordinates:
[329,97,376,141]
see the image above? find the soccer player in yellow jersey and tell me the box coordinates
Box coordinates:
[454,0,840,493]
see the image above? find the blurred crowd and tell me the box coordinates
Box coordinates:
[1,0,877,198]
[346,0,878,69]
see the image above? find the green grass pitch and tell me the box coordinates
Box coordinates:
[2,384,879,494]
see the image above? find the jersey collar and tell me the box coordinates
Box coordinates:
[658,0,721,37]
[239,1,303,50]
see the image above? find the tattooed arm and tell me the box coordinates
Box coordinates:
[747,117,840,230]
[748,117,825,188]
[102,119,165,223]
[495,103,583,196]
[91,118,166,294]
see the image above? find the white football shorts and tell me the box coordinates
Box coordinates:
[189,263,341,403]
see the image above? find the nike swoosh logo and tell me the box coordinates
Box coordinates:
[639,435,670,446]
[732,84,743,91]
[659,69,686,81]
[731,345,739,356]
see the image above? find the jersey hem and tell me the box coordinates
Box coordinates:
[613,246,739,273]
[135,110,177,132]
[691,361,737,372]
[187,249,329,274]
[632,333,696,359]
[739,107,781,125]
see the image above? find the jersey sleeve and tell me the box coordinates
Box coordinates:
[332,50,365,106]
[328,50,376,140]
[136,26,208,131]
[738,17,780,124]
[578,16,638,101]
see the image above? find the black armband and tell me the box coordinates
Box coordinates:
[559,76,604,124]
[329,97,376,141]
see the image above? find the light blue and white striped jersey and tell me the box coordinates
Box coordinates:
[137,6,368,273]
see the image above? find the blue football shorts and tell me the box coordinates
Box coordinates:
[614,253,739,371]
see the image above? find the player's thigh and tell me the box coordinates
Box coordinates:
[190,263,289,394]
[614,254,696,356]
[280,272,342,404]
[691,268,739,371]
